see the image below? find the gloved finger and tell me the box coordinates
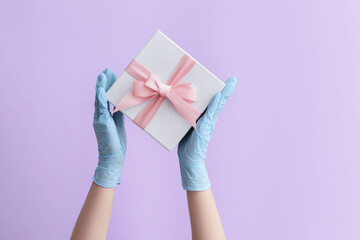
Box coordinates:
[94,73,107,120]
[96,73,111,121]
[102,68,117,91]
[196,92,222,135]
[98,88,111,121]
[213,76,237,120]
[195,76,237,136]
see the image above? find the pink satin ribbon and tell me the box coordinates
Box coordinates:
[114,54,200,129]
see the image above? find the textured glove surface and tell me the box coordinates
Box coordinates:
[93,69,127,188]
[178,76,237,191]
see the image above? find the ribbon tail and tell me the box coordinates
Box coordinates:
[114,91,155,113]
[167,92,200,128]
[134,95,165,129]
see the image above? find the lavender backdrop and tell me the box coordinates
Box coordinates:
[1,0,360,239]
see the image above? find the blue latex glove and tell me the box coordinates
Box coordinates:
[93,69,127,188]
[178,76,237,191]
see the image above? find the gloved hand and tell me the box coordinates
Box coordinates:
[93,69,127,188]
[178,76,237,191]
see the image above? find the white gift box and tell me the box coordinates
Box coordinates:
[106,30,224,151]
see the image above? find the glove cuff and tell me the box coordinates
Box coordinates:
[93,156,123,188]
[179,162,211,191]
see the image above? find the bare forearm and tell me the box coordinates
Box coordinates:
[71,182,114,240]
[187,189,226,240]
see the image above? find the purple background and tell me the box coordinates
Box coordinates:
[1,0,360,239]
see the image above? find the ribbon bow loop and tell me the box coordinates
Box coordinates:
[114,55,200,129]
[144,73,172,97]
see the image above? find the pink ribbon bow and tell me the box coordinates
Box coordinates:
[114,54,200,129]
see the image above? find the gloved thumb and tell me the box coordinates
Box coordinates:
[113,110,125,128]
[213,76,237,120]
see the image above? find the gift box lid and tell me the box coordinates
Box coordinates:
[107,30,225,151]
